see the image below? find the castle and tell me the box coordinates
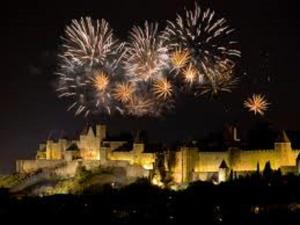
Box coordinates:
[16,124,300,186]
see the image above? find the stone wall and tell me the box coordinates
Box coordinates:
[16,160,65,173]
[196,151,230,172]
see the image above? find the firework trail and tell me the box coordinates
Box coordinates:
[162,2,241,95]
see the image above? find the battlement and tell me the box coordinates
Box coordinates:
[15,125,300,185]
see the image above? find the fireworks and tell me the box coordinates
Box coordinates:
[125,95,157,117]
[57,17,126,116]
[162,2,240,94]
[90,72,109,92]
[152,78,173,100]
[113,82,135,103]
[55,4,244,118]
[123,21,169,82]
[199,59,237,96]
[61,17,123,67]
[182,63,198,84]
[170,50,190,70]
[244,94,270,116]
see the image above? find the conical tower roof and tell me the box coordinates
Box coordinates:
[219,160,228,169]
[276,130,290,143]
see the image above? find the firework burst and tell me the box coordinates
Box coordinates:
[55,3,242,118]
[123,21,169,82]
[61,17,124,67]
[152,78,173,100]
[124,94,157,117]
[244,94,270,116]
[57,17,126,117]
[90,71,110,92]
[162,2,240,94]
[170,50,190,70]
[199,59,237,95]
[182,63,199,84]
[113,82,135,103]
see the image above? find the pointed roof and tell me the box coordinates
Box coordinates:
[66,143,80,151]
[87,126,96,136]
[80,124,96,136]
[276,130,290,143]
[219,160,228,169]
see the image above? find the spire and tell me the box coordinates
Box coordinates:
[87,126,96,136]
[219,160,228,169]
[81,123,96,136]
[276,130,290,143]
[66,143,80,151]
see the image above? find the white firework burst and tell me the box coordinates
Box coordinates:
[123,21,169,82]
[162,2,241,94]
[57,17,126,117]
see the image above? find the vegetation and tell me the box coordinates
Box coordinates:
[0,173,27,188]
[1,170,300,224]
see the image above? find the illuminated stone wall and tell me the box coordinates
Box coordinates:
[45,139,67,160]
[107,143,155,170]
[171,142,300,183]
[16,160,65,173]
[231,149,280,171]
[196,151,230,172]
[16,124,300,184]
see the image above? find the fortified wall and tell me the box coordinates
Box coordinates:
[16,125,300,184]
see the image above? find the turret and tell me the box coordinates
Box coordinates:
[274,130,293,166]
[218,160,229,183]
[133,130,146,153]
[96,124,106,140]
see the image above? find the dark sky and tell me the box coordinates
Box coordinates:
[0,0,300,173]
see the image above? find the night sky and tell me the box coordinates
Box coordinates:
[1,0,300,173]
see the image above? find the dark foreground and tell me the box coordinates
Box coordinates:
[1,174,300,224]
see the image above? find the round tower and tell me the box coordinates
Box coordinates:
[274,130,293,166]
[218,160,229,183]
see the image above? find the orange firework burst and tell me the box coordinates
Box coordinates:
[170,50,190,70]
[152,78,173,100]
[244,94,270,115]
[91,72,109,92]
[113,82,135,103]
[182,63,198,84]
